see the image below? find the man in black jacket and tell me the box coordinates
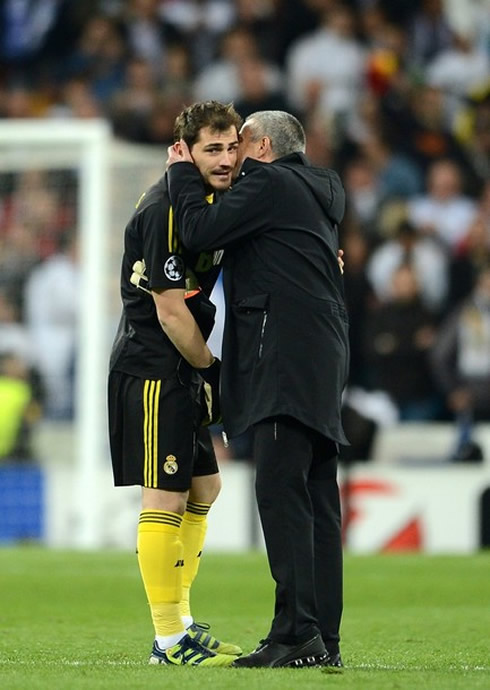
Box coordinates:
[167,110,349,668]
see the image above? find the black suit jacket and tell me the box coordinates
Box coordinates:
[168,153,350,444]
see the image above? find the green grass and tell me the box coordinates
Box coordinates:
[0,548,489,689]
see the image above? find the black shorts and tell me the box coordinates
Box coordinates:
[108,370,218,491]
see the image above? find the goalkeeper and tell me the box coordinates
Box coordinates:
[108,102,243,667]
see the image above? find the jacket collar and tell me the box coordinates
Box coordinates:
[239,151,309,177]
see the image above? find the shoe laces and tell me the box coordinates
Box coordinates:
[173,635,214,663]
[188,622,219,650]
[253,638,271,653]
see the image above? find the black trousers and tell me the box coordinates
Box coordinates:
[253,416,343,653]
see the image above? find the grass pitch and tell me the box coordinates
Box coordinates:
[0,548,488,690]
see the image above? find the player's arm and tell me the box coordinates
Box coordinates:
[167,160,270,252]
[152,287,214,369]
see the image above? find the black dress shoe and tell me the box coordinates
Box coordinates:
[325,652,343,667]
[231,634,328,668]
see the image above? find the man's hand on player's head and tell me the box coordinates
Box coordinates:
[166,139,194,169]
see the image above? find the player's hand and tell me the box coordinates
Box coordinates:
[337,249,344,274]
[166,139,194,169]
[198,358,222,426]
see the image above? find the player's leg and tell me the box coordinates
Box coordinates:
[308,434,343,667]
[138,486,187,653]
[108,371,235,667]
[233,416,327,668]
[180,464,221,629]
[180,428,242,655]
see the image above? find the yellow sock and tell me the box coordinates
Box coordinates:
[137,510,185,637]
[179,501,210,620]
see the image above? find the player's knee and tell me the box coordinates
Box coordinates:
[141,487,188,514]
[189,472,221,505]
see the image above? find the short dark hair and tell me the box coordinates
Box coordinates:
[173,101,243,148]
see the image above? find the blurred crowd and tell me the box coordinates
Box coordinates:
[0,0,489,461]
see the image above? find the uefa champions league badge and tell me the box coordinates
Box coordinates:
[164,255,184,281]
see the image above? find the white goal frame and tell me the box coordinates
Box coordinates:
[0,119,111,548]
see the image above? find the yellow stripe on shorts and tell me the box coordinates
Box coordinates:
[143,379,162,488]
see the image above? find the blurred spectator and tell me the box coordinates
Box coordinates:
[360,132,424,203]
[0,352,40,461]
[407,158,478,252]
[233,0,280,63]
[303,108,336,167]
[160,0,235,70]
[109,56,157,141]
[0,0,82,70]
[0,288,32,365]
[367,219,448,312]
[448,191,490,308]
[24,229,79,420]
[341,226,375,388]
[234,55,290,119]
[377,0,419,26]
[142,93,185,145]
[158,41,194,101]
[286,3,365,125]
[343,156,382,238]
[358,2,389,51]
[430,264,490,423]
[444,0,490,50]
[426,32,489,102]
[341,91,387,158]
[363,263,440,421]
[408,0,454,68]
[0,221,40,314]
[108,42,194,143]
[362,10,407,100]
[478,179,490,227]
[0,289,43,458]
[382,84,476,178]
[274,0,330,65]
[48,76,103,119]
[121,0,182,75]
[1,170,75,259]
[459,90,490,183]
[193,25,283,103]
[62,14,126,104]
[1,84,35,118]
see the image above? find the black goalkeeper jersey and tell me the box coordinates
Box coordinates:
[109,174,222,379]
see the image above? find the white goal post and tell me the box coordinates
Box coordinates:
[0,119,111,547]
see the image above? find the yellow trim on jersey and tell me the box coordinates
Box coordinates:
[168,206,181,253]
[168,207,174,253]
[168,195,212,255]
[143,379,162,488]
[135,191,146,208]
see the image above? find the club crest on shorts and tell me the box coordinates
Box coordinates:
[164,455,178,474]
[164,255,184,281]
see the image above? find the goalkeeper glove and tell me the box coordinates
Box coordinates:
[198,358,222,426]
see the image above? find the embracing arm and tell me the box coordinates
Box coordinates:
[167,161,271,252]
